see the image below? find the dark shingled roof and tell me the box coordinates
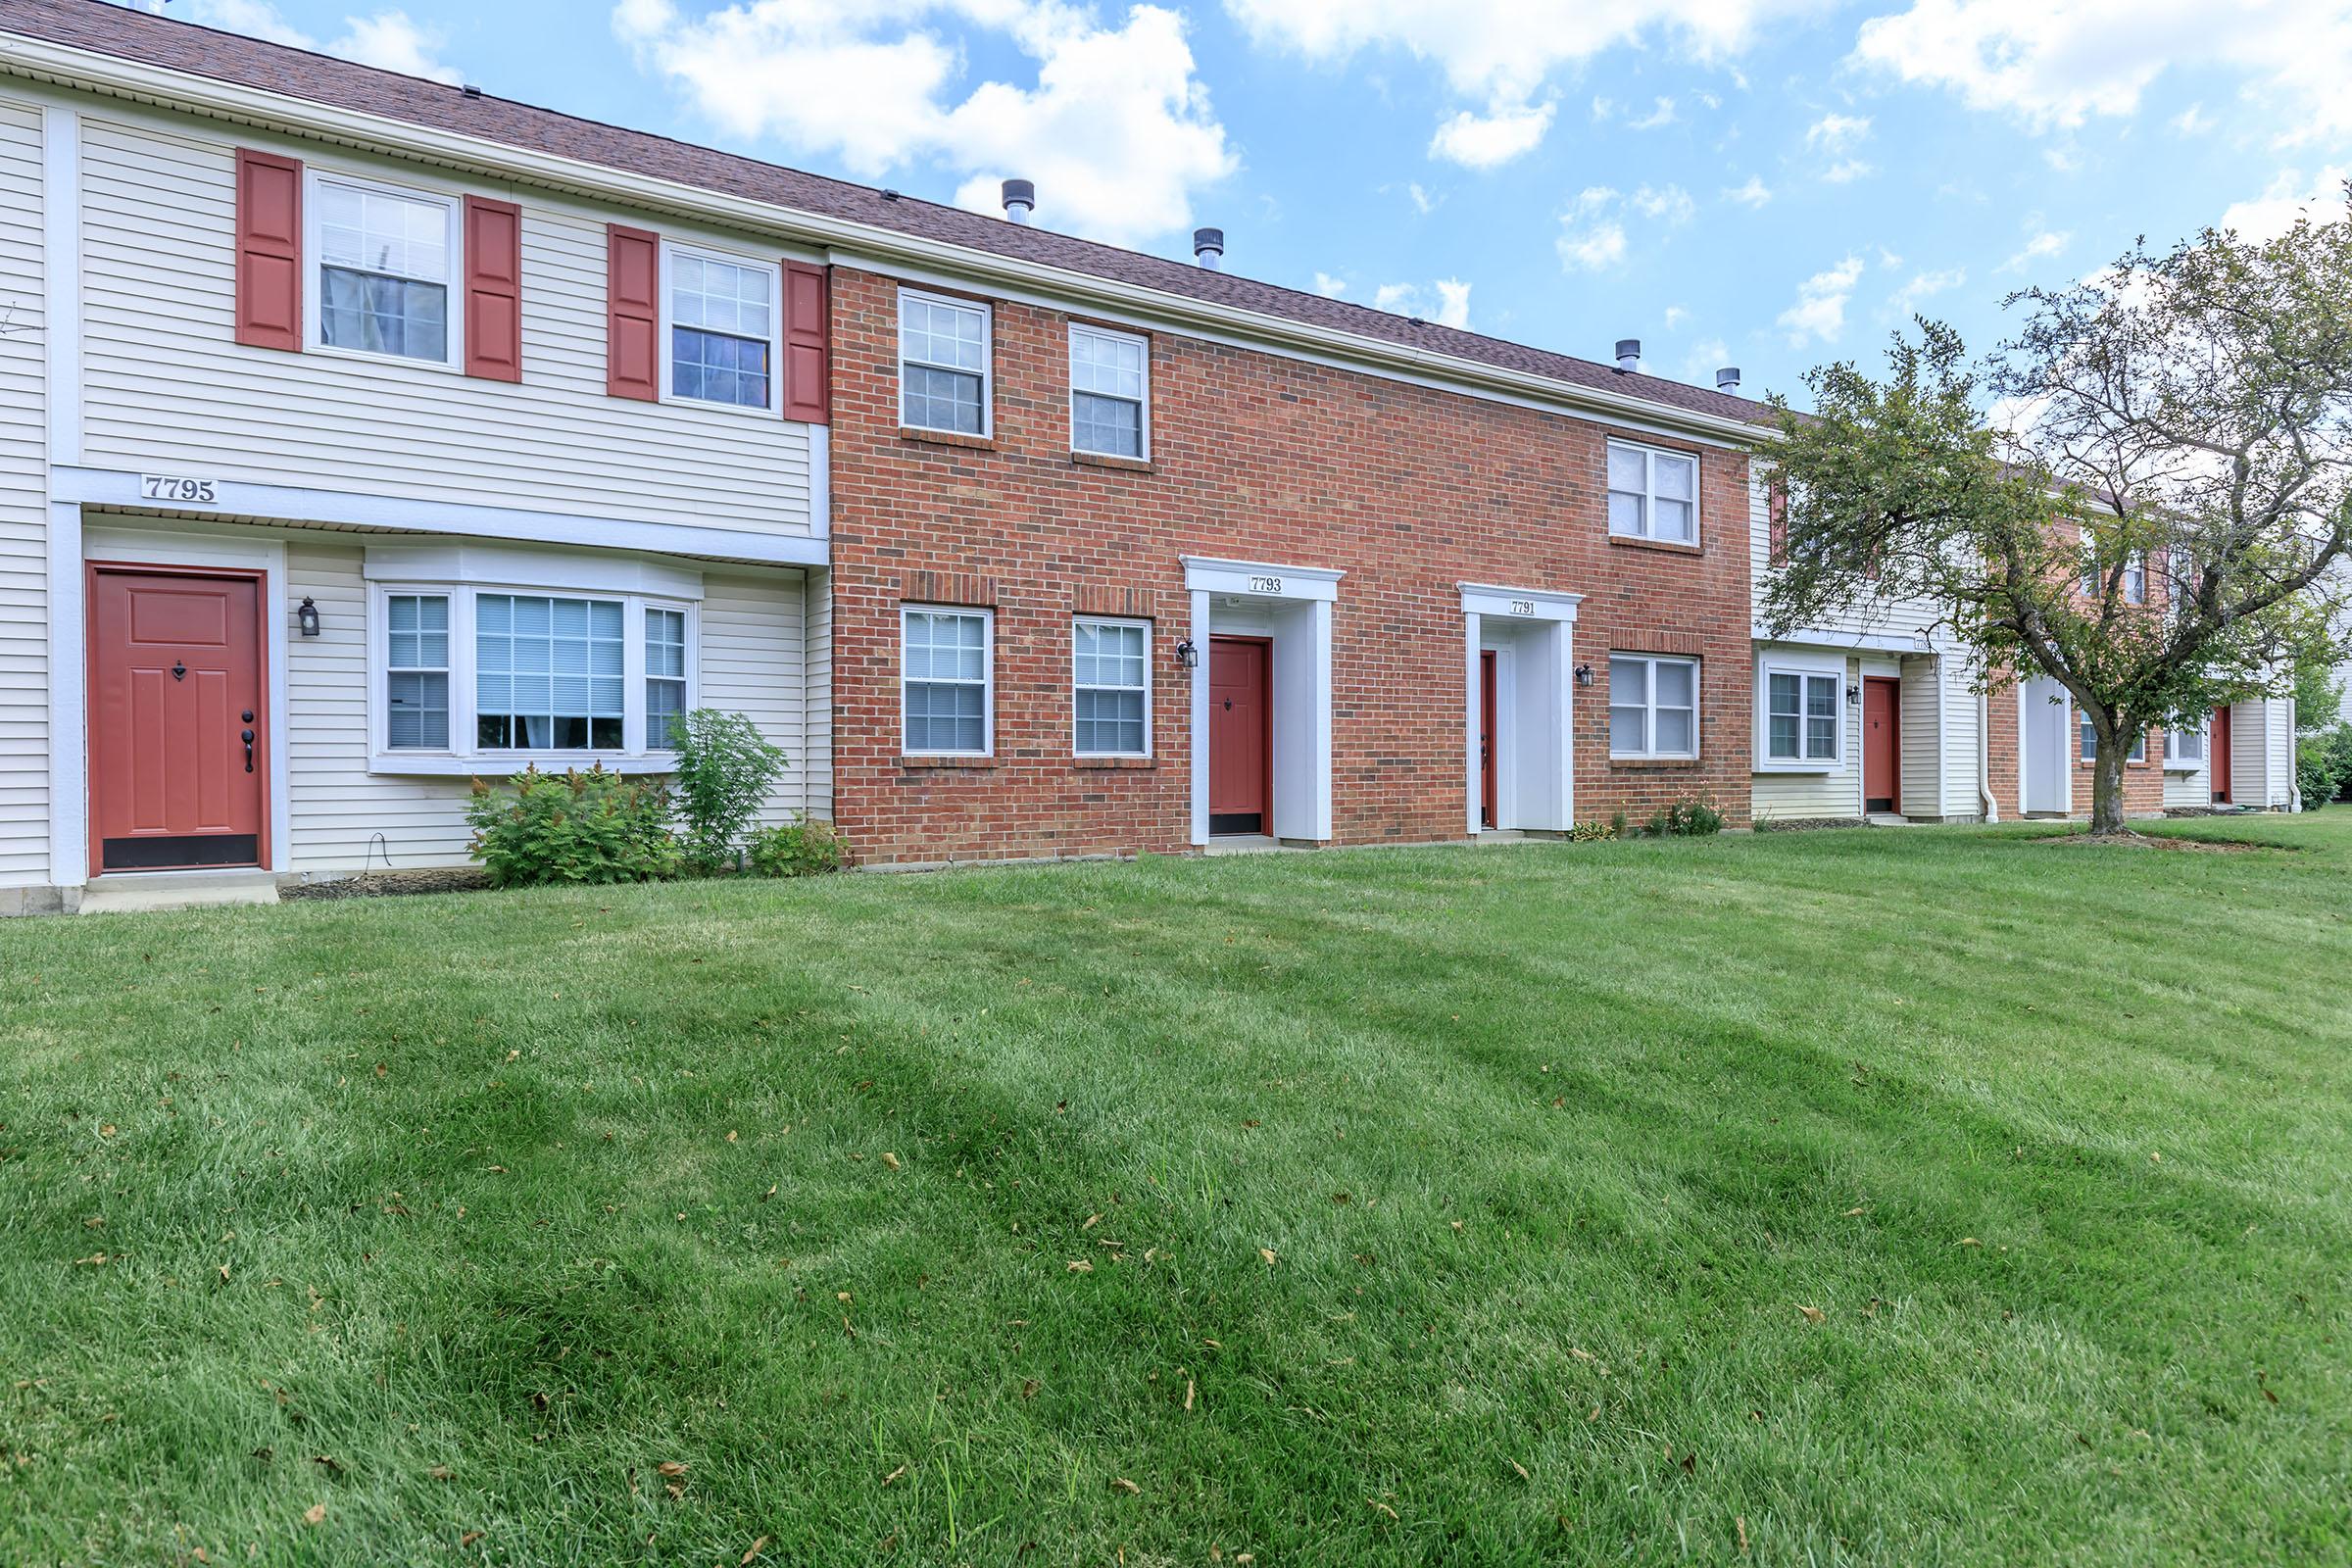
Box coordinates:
[0,0,1772,428]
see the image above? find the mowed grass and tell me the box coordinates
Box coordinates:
[3,816,2349,1567]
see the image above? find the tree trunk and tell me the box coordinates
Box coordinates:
[2087,733,2131,836]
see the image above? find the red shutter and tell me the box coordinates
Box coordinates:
[781,261,829,424]
[234,149,303,352]
[1767,475,1788,564]
[464,195,523,382]
[607,223,660,401]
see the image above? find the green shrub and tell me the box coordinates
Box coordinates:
[1644,797,1726,837]
[668,710,788,872]
[747,817,845,877]
[1568,820,1615,842]
[2298,723,2352,808]
[1609,809,1629,839]
[466,765,680,887]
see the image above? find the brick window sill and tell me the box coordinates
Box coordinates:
[901,755,999,770]
[1609,756,1704,770]
[1074,756,1156,769]
[900,426,996,452]
[1608,533,1705,557]
[1070,451,1154,474]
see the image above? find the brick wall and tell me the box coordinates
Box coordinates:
[1984,676,2170,818]
[826,267,1755,864]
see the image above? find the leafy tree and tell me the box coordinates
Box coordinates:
[2292,644,2345,733]
[667,709,788,871]
[1763,200,2352,834]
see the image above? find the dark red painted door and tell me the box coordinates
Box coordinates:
[1863,677,1900,814]
[2211,707,2232,803]
[88,567,267,873]
[1208,637,1270,836]
[1479,650,1496,829]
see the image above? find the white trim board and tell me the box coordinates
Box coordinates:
[1459,582,1583,622]
[0,33,1771,447]
[1182,556,1344,603]
[51,467,830,568]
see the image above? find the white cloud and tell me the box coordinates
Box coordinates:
[1723,174,1772,207]
[1777,254,1864,346]
[1892,266,1967,314]
[1997,226,2071,272]
[1313,270,1349,298]
[2171,103,2213,136]
[1371,277,1472,328]
[168,1,463,82]
[614,1,1236,246]
[1627,95,1679,130]
[1407,181,1438,215]
[1428,99,1556,168]
[1852,0,2352,146]
[1663,304,1690,328]
[1821,159,1875,183]
[2220,166,2351,241]
[1632,183,1695,223]
[1805,112,1871,151]
[1591,95,1618,122]
[1556,185,1628,271]
[1681,335,1732,379]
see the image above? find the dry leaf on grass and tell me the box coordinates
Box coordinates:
[460,1531,484,1547]
[1110,1477,1141,1494]
[883,1464,907,1486]
[1797,1305,1826,1325]
[1368,1499,1398,1520]
[1957,1238,1983,1248]
[742,1539,768,1564]
[881,1152,901,1171]
[1509,1459,1531,1482]
[1185,1378,1196,1412]
[1067,1259,1093,1273]
[1258,1249,1278,1266]
[302,1504,326,1527]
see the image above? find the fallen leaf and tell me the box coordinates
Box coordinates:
[881,1152,902,1171]
[726,1131,738,1144]
[1797,1305,1826,1325]
[1110,1477,1141,1494]
[1258,1249,1278,1266]
[883,1464,907,1486]
[303,1504,326,1527]
[1021,1379,1039,1399]
[1185,1378,1196,1412]
[1737,1515,1750,1554]
[742,1539,768,1564]
[429,1465,453,1481]
[1509,1459,1531,1482]
[1957,1238,1983,1248]
[100,1124,117,1138]
[1082,1213,1101,1230]
[1844,1206,1866,1217]
[1369,1499,1398,1520]
[460,1531,483,1547]
[657,1461,687,1479]
[1067,1259,1093,1273]
[760,1184,777,1201]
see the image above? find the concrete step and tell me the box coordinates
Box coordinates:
[77,870,282,915]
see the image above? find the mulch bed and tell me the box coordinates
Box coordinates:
[2034,831,2268,854]
[280,866,495,900]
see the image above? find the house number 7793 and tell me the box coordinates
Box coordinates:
[1248,575,1283,594]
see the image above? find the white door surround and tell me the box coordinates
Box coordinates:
[1459,583,1581,834]
[2019,674,2071,816]
[1183,556,1341,846]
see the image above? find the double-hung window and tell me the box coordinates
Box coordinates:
[1762,665,1840,765]
[1070,325,1149,459]
[1073,617,1150,757]
[372,579,695,767]
[2081,711,2147,763]
[900,291,991,436]
[313,174,459,366]
[667,247,777,411]
[2165,722,2206,768]
[2123,554,2147,605]
[903,607,992,756]
[1610,655,1699,759]
[1606,440,1699,544]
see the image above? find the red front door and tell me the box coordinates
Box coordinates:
[1479,650,1497,829]
[1863,677,1900,814]
[87,566,269,874]
[1208,636,1271,836]
[2211,707,2232,804]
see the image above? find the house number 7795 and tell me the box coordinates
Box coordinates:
[140,474,220,505]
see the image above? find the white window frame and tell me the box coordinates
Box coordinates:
[2164,720,2208,770]
[2124,553,2147,605]
[1605,439,1701,545]
[1755,658,1844,771]
[304,168,465,371]
[367,581,697,773]
[2080,710,2147,764]
[659,239,784,416]
[1068,323,1151,461]
[901,605,995,759]
[1072,615,1152,759]
[1609,653,1701,760]
[898,288,994,438]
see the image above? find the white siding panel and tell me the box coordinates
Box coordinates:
[0,98,44,886]
[1748,467,1944,642]
[76,116,813,540]
[1898,655,1941,818]
[700,570,811,830]
[802,570,832,822]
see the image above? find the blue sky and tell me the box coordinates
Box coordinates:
[139,0,2352,404]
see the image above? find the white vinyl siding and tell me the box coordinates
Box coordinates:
[283,540,811,875]
[801,571,833,821]
[1606,440,1698,544]
[75,113,815,539]
[0,97,42,886]
[1609,654,1698,760]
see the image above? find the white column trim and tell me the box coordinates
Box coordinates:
[808,424,831,541]
[1188,588,1210,846]
[1463,611,1482,835]
[1306,598,1334,841]
[43,106,84,888]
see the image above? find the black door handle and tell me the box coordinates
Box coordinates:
[241,727,256,773]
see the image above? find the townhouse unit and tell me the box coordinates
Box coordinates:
[0,1,2303,912]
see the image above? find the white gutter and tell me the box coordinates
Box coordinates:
[0,28,1767,447]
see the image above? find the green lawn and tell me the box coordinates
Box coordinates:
[3,816,2349,1566]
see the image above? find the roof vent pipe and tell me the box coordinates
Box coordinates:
[1194,227,1225,270]
[1615,339,1641,373]
[1716,367,1741,393]
[1001,178,1035,224]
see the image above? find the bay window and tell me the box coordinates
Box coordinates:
[385,594,450,750]
[1610,654,1699,759]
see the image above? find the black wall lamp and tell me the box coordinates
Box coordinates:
[297,596,321,638]
[1174,638,1199,670]
[1574,663,1593,687]
[1846,682,1862,702]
